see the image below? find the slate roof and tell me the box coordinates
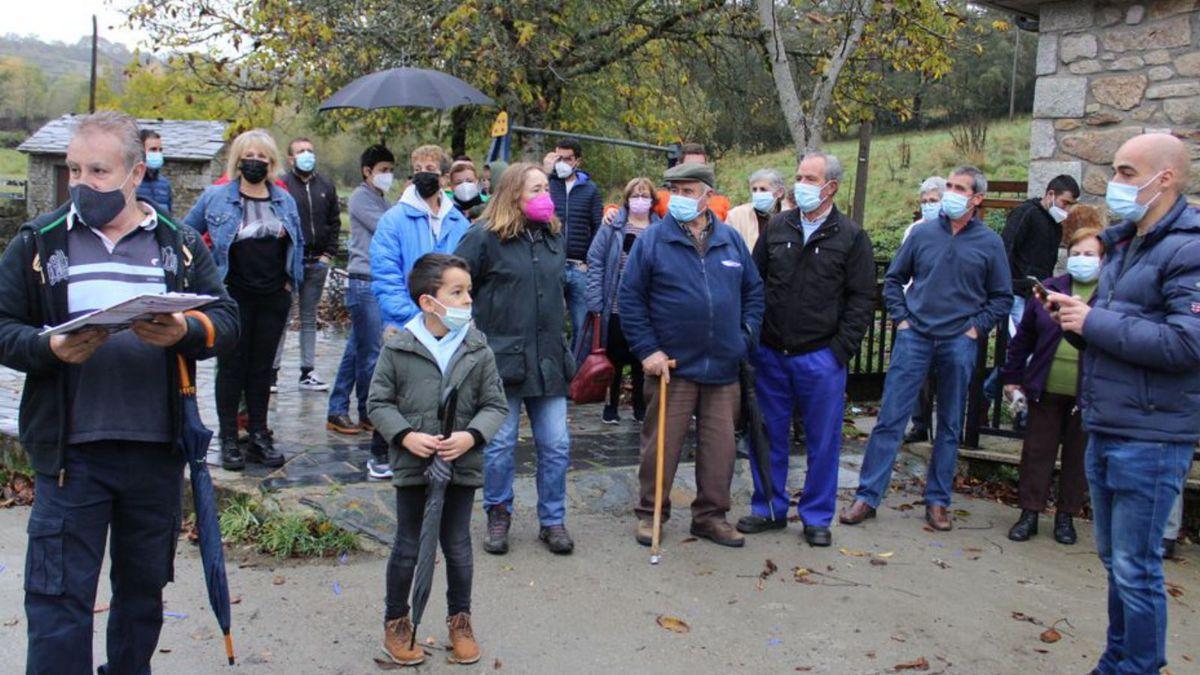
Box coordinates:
[18,114,227,161]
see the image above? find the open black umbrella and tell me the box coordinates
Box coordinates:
[318,67,494,112]
[407,386,459,650]
[738,359,777,521]
[175,355,236,665]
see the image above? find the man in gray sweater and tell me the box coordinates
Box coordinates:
[327,145,395,479]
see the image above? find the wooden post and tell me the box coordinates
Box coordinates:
[88,15,98,113]
[1008,28,1020,121]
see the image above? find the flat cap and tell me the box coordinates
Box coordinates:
[663,162,716,189]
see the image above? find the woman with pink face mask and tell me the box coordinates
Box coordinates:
[585,177,660,424]
[454,162,578,556]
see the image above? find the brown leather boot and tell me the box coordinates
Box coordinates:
[381,616,425,665]
[689,519,745,547]
[447,612,481,665]
[838,500,876,525]
[926,505,953,531]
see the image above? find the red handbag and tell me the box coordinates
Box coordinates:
[569,314,615,404]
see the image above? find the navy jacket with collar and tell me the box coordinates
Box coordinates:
[1078,196,1200,443]
[618,212,764,385]
[548,170,603,261]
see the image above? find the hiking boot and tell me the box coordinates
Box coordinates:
[736,514,788,534]
[326,414,362,435]
[539,525,575,555]
[245,431,285,468]
[1053,512,1077,546]
[690,519,745,548]
[446,612,480,665]
[484,506,511,555]
[381,616,425,666]
[219,435,244,471]
[803,525,832,547]
[635,519,655,547]
[298,372,330,391]
[1008,509,1039,542]
[839,500,876,525]
[601,405,620,425]
[903,426,929,444]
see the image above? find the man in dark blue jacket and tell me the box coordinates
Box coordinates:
[135,129,172,215]
[841,166,1011,531]
[546,137,603,351]
[619,162,764,549]
[1046,133,1200,675]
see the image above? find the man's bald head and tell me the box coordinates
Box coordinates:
[1113,132,1191,195]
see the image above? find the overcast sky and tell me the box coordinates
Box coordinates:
[7,0,147,48]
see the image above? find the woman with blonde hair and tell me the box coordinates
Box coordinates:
[585,176,659,424]
[454,162,576,556]
[184,128,304,470]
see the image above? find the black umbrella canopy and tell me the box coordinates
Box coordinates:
[318,67,494,112]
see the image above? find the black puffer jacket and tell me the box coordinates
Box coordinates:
[454,221,576,398]
[548,172,603,261]
[1001,199,1060,298]
[282,170,340,260]
[753,205,876,364]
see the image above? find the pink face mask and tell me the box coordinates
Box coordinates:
[628,196,653,215]
[522,192,556,223]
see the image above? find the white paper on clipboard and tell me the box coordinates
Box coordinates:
[39,293,219,337]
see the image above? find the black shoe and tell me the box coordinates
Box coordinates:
[601,405,620,425]
[1164,538,1177,560]
[245,431,285,468]
[1053,512,1077,545]
[903,427,929,444]
[633,407,646,423]
[484,506,511,555]
[803,525,832,547]
[539,525,575,555]
[736,514,788,534]
[1008,509,1039,542]
[219,435,245,471]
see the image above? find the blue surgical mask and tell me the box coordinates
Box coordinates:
[1105,172,1162,223]
[751,191,777,213]
[434,299,472,332]
[668,194,702,222]
[793,181,826,213]
[920,201,941,222]
[145,151,164,170]
[295,150,317,173]
[1067,255,1101,283]
[940,191,972,219]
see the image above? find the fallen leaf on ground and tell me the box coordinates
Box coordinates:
[870,558,888,567]
[1039,628,1061,644]
[1182,654,1193,662]
[424,636,437,646]
[793,567,816,584]
[1166,583,1184,599]
[1033,648,1049,654]
[272,575,285,586]
[795,667,813,672]
[953,509,971,517]
[680,537,698,544]
[494,657,503,669]
[231,595,243,605]
[158,648,171,653]
[760,559,778,580]
[931,559,950,569]
[3,618,18,627]
[838,547,871,558]
[656,615,690,634]
[963,547,983,554]
[891,634,907,643]
[876,551,895,558]
[896,503,915,511]
[1011,612,1042,625]
[894,656,930,671]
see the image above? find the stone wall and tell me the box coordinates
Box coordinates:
[1030,0,1200,200]
[0,197,26,249]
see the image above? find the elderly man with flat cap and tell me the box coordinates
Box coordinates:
[1044,133,1200,675]
[618,162,764,548]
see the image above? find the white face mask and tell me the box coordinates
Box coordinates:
[371,171,394,192]
[1048,205,1069,223]
[554,161,575,179]
[453,181,480,202]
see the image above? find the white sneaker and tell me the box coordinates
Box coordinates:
[299,373,330,391]
[367,458,394,481]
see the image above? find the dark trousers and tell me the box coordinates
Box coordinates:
[1018,392,1088,514]
[909,374,935,433]
[606,314,645,415]
[25,442,183,675]
[216,287,291,437]
[635,378,739,525]
[385,484,476,621]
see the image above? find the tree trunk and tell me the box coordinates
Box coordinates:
[851,120,872,225]
[450,106,474,159]
[756,0,810,160]
[804,0,874,154]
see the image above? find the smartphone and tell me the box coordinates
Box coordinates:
[1027,276,1058,310]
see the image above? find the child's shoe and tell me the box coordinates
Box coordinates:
[446,612,480,665]
[381,616,425,666]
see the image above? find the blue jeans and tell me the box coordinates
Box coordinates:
[564,263,589,353]
[25,442,183,675]
[751,346,847,527]
[1086,433,1193,675]
[855,329,977,508]
[1008,294,1025,337]
[327,278,382,421]
[483,395,571,526]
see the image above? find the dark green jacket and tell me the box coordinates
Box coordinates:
[367,324,508,488]
[454,221,576,398]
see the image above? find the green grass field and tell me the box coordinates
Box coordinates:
[0,147,25,181]
[717,117,1031,256]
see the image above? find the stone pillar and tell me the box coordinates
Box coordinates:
[1028,0,1200,201]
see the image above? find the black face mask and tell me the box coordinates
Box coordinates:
[412,171,441,199]
[69,180,131,229]
[240,159,269,184]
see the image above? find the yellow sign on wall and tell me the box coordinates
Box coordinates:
[490,111,509,138]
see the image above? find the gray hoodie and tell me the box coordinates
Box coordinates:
[347,181,392,276]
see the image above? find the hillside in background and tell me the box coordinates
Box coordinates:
[0,34,134,79]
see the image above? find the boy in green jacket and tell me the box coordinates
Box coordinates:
[368,253,508,666]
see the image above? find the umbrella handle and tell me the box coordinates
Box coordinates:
[224,631,235,666]
[650,360,676,562]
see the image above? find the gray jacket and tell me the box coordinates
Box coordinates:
[347,182,390,276]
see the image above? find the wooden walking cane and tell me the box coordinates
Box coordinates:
[650,360,676,565]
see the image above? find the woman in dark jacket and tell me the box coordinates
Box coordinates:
[454,162,576,556]
[1001,221,1104,545]
[185,129,304,470]
[585,176,659,424]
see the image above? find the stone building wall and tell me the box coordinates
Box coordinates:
[24,154,225,220]
[1029,0,1200,200]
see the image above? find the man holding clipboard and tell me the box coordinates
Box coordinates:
[0,111,238,674]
